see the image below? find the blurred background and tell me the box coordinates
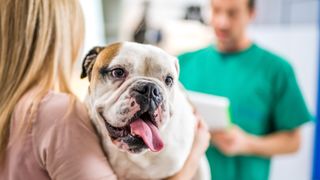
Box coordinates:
[76,0,319,179]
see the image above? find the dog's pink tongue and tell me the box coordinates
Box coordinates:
[130,119,164,152]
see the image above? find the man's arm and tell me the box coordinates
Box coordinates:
[247,128,301,156]
[211,125,301,157]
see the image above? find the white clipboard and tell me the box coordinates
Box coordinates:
[187,91,231,130]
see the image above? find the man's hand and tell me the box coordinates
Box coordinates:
[211,125,252,156]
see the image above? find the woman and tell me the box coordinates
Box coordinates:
[0,0,210,179]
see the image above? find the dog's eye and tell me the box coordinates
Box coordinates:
[111,68,126,78]
[165,76,173,86]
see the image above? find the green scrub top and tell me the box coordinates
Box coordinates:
[178,44,311,180]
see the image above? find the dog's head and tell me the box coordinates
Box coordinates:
[81,42,180,154]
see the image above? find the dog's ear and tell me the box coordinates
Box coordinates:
[81,46,105,80]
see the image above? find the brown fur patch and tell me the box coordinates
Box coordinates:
[95,42,122,68]
[90,42,122,88]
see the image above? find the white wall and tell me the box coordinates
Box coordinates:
[73,0,106,99]
[254,0,318,24]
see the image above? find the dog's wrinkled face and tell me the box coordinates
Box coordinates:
[81,42,179,154]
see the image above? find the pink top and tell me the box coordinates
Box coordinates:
[0,90,117,180]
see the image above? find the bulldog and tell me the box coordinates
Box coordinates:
[81,42,210,180]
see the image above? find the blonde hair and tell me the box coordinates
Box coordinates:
[0,0,84,161]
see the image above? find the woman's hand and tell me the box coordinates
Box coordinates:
[166,112,210,180]
[191,117,210,158]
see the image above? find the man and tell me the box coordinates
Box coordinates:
[178,0,311,180]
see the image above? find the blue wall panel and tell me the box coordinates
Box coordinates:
[313,2,320,178]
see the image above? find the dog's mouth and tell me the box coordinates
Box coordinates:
[100,110,164,152]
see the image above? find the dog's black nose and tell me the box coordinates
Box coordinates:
[133,82,163,112]
[135,83,160,99]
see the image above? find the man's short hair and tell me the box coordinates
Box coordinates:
[248,0,255,10]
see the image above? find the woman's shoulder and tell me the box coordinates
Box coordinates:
[34,90,95,141]
[37,91,89,125]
